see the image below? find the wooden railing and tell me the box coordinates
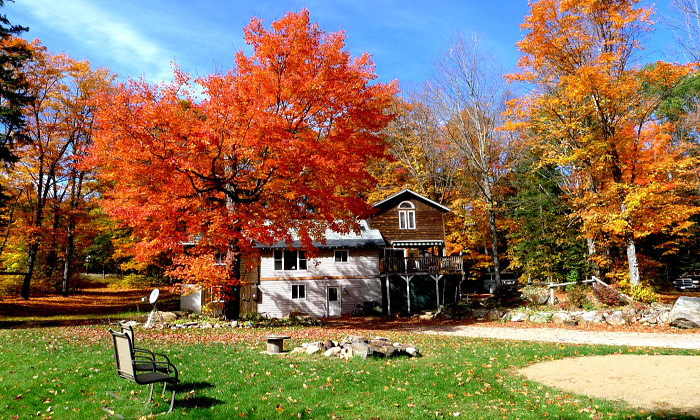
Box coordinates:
[380,256,463,274]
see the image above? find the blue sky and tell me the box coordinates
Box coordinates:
[7,1,686,93]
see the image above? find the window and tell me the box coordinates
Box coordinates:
[398,201,416,229]
[274,250,307,271]
[214,251,226,266]
[291,284,306,300]
[334,250,349,263]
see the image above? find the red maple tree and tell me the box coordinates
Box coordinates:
[88,10,398,294]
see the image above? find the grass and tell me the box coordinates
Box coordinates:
[1,325,698,420]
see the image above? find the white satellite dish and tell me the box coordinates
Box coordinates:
[149,288,160,304]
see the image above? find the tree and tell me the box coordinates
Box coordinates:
[6,41,111,298]
[670,0,700,61]
[426,35,519,285]
[509,0,699,285]
[89,10,398,304]
[0,0,32,167]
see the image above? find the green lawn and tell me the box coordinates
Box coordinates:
[0,325,697,419]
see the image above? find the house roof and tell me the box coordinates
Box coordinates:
[256,220,386,249]
[372,189,451,213]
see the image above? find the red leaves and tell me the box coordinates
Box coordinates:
[89,10,398,286]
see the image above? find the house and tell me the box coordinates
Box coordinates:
[242,189,464,318]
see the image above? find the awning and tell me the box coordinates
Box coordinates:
[390,240,444,248]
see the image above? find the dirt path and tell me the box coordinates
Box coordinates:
[417,324,700,349]
[418,325,700,416]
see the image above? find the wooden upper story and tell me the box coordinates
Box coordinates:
[368,189,449,245]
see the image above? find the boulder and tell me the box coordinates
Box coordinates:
[529,312,552,323]
[574,311,599,325]
[350,342,370,358]
[551,312,573,325]
[487,309,505,321]
[306,343,322,355]
[472,309,489,319]
[323,339,334,350]
[158,311,178,322]
[324,347,341,357]
[405,347,421,357]
[669,296,700,329]
[605,311,626,326]
[342,335,368,344]
[509,312,528,322]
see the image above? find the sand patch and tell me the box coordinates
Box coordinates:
[520,354,700,416]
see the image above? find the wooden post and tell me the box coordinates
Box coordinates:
[549,283,555,305]
[386,276,392,316]
[401,275,414,314]
[431,274,443,308]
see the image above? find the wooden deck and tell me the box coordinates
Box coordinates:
[379,256,463,275]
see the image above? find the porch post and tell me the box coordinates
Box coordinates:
[386,276,392,316]
[401,275,414,314]
[431,274,443,308]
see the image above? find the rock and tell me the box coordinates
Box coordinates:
[605,311,626,326]
[290,347,306,355]
[201,323,212,329]
[120,320,139,327]
[339,347,353,359]
[342,335,368,344]
[405,347,421,357]
[214,323,221,328]
[669,296,700,328]
[182,321,198,327]
[509,312,528,322]
[350,342,370,358]
[419,312,434,320]
[529,312,552,323]
[472,309,489,319]
[324,347,342,357]
[230,321,238,327]
[487,309,505,321]
[158,311,178,322]
[323,339,334,350]
[574,311,598,325]
[551,312,573,324]
[306,343,322,355]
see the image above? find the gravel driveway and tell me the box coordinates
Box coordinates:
[417,324,700,349]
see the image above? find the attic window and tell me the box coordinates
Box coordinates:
[398,201,416,230]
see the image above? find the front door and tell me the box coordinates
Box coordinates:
[327,286,341,316]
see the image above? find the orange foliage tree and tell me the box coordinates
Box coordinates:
[88,10,397,298]
[508,0,699,285]
[6,40,111,298]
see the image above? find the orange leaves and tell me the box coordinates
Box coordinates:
[89,11,398,283]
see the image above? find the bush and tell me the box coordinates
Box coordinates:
[565,284,590,309]
[619,281,658,304]
[520,285,549,306]
[592,281,624,306]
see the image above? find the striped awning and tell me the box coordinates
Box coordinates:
[390,240,444,247]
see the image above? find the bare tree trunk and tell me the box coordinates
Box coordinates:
[488,207,501,286]
[21,241,39,299]
[586,237,600,278]
[61,222,75,296]
[626,237,640,286]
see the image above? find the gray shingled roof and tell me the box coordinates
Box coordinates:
[256,220,386,249]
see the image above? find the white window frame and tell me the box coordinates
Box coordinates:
[274,250,307,271]
[334,249,349,263]
[213,251,227,266]
[398,201,416,230]
[291,284,306,300]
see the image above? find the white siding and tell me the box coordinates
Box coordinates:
[257,248,382,318]
[260,248,380,280]
[257,277,382,318]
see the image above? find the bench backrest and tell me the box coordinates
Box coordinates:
[109,329,135,381]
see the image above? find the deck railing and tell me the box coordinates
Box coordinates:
[379,256,463,274]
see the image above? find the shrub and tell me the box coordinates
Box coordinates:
[520,285,549,306]
[108,273,165,289]
[592,281,624,306]
[565,284,590,309]
[618,281,659,304]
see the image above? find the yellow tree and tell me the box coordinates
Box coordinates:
[509,0,699,285]
[7,41,111,298]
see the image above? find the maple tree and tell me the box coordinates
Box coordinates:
[2,41,111,298]
[508,0,699,285]
[88,10,397,301]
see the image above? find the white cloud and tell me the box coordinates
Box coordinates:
[18,0,175,82]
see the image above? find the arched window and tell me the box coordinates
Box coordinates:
[398,201,416,229]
